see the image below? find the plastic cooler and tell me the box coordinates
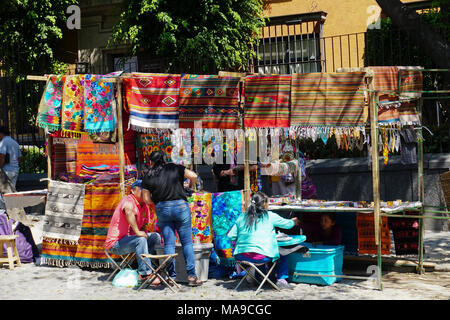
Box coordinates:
[288,242,344,286]
[155,242,213,283]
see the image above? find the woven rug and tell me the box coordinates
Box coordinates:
[188,192,213,244]
[37,75,65,132]
[136,131,173,168]
[61,75,85,134]
[398,67,423,99]
[398,100,420,125]
[83,74,117,134]
[244,75,291,128]
[211,190,243,267]
[356,213,390,255]
[179,74,241,129]
[51,139,78,179]
[290,72,366,128]
[124,74,181,130]
[369,66,399,102]
[42,180,86,243]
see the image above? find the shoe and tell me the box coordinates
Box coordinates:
[138,273,161,286]
[187,276,203,287]
[276,279,294,290]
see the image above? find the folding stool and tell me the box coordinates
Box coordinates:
[137,253,180,293]
[104,249,136,281]
[234,260,280,295]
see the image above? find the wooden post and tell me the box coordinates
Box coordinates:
[116,79,126,198]
[417,97,425,274]
[46,134,52,181]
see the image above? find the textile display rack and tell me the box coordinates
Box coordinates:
[25,67,450,289]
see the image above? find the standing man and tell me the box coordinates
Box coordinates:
[104,180,162,284]
[0,126,21,188]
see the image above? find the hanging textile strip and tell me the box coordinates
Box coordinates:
[179,74,241,129]
[398,99,421,125]
[244,75,291,128]
[369,66,399,102]
[51,139,78,179]
[61,75,85,134]
[42,180,86,244]
[37,75,65,132]
[73,182,122,268]
[388,211,421,255]
[398,66,423,100]
[124,74,181,130]
[211,190,243,267]
[290,72,366,128]
[356,213,391,255]
[188,192,213,244]
[83,74,117,134]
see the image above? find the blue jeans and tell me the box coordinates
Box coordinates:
[235,253,289,280]
[109,232,161,276]
[156,199,197,278]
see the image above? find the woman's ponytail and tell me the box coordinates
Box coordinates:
[245,192,268,230]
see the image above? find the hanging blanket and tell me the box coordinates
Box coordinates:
[51,139,78,179]
[211,190,243,267]
[73,183,122,267]
[37,75,65,132]
[244,75,291,128]
[178,74,240,129]
[398,100,420,125]
[42,180,86,243]
[356,213,390,255]
[369,66,399,102]
[83,74,117,134]
[136,131,173,166]
[388,211,421,255]
[61,75,85,134]
[290,72,366,127]
[124,74,181,130]
[398,66,423,100]
[188,192,213,243]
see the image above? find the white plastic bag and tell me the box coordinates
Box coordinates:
[112,268,139,288]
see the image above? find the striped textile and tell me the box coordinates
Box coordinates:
[398,67,423,99]
[51,140,78,179]
[244,75,291,128]
[73,183,122,267]
[37,75,65,132]
[290,72,366,127]
[369,66,399,101]
[124,74,181,130]
[61,75,85,134]
[356,213,391,255]
[179,74,240,129]
[398,100,420,125]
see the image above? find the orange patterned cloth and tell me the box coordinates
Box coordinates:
[356,213,391,255]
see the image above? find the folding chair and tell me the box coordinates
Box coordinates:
[137,253,180,293]
[234,260,280,295]
[104,249,136,281]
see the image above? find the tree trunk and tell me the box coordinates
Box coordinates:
[375,0,450,70]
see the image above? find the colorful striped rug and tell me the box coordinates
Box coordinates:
[124,74,181,130]
[398,67,423,99]
[179,74,241,129]
[369,66,399,102]
[51,139,78,179]
[290,72,366,127]
[244,75,291,128]
[37,75,65,132]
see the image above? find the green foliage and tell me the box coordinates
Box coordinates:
[109,0,266,73]
[0,0,76,77]
[20,147,46,174]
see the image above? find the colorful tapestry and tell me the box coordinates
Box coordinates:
[136,131,173,167]
[42,180,86,243]
[398,67,423,99]
[124,74,181,130]
[61,75,85,134]
[83,74,117,133]
[41,238,79,267]
[211,190,243,267]
[37,75,65,132]
[290,72,366,127]
[188,192,213,243]
[356,213,390,255]
[398,100,420,125]
[388,211,421,255]
[179,74,241,129]
[244,75,291,128]
[378,105,400,124]
[73,183,122,267]
[51,139,78,179]
[370,66,399,102]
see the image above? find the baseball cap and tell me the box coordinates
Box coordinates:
[131,179,142,189]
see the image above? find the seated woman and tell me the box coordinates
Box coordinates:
[227,192,300,290]
[306,213,342,246]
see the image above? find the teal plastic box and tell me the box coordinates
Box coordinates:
[288,242,344,286]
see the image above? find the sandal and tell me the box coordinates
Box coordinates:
[187,276,203,287]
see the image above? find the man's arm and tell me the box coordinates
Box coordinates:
[184,167,198,188]
[123,202,147,238]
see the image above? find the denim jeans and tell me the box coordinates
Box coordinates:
[4,171,18,188]
[234,253,289,280]
[155,199,197,278]
[109,232,161,276]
